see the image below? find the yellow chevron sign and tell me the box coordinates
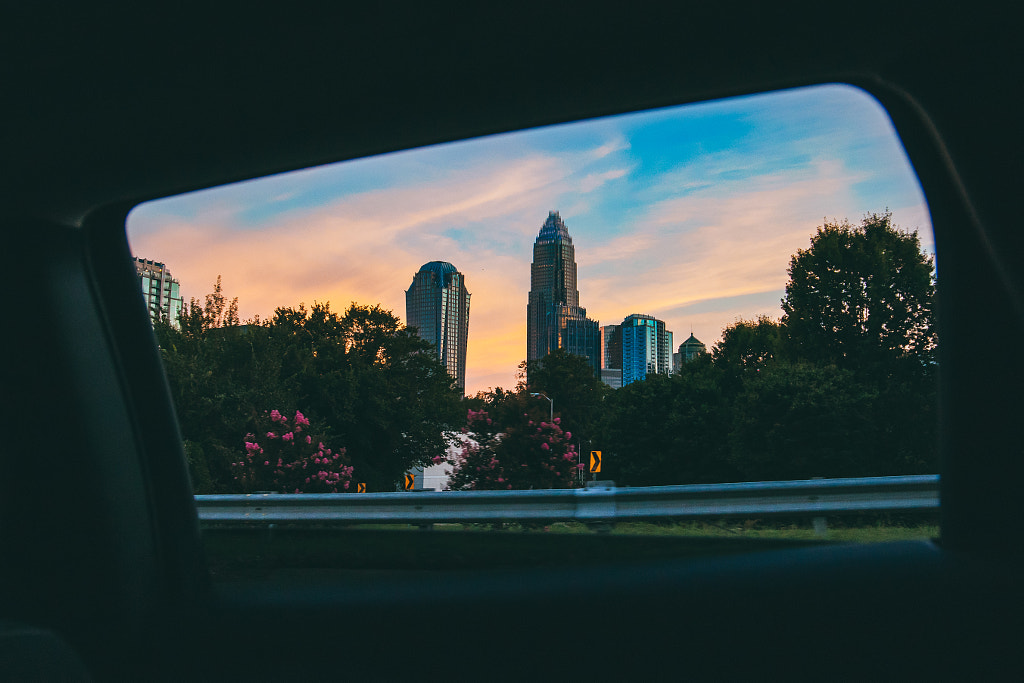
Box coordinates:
[589,451,602,473]
[404,473,415,490]
[356,482,366,493]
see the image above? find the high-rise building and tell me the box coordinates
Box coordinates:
[405,261,471,391]
[599,324,623,388]
[134,258,183,327]
[527,211,600,374]
[673,333,707,369]
[600,368,623,389]
[601,324,622,369]
[620,314,673,385]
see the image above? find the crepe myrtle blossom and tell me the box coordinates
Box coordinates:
[446,407,582,492]
[232,409,354,494]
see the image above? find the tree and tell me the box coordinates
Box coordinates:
[522,348,609,444]
[781,211,937,372]
[599,359,735,486]
[267,302,463,491]
[175,274,239,342]
[446,408,583,490]
[727,361,879,481]
[154,277,273,493]
[233,409,354,493]
[155,282,464,493]
[711,315,784,376]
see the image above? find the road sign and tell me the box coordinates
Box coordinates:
[356,482,366,493]
[404,473,415,490]
[589,450,602,473]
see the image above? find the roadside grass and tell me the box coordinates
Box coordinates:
[201,516,938,581]
[539,520,940,543]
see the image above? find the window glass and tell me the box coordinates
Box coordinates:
[127,84,938,580]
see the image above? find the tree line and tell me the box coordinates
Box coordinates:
[154,279,462,493]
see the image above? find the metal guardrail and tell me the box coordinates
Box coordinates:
[194,474,939,525]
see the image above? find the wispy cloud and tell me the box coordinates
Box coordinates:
[583,159,863,326]
[590,135,630,160]
[579,168,630,194]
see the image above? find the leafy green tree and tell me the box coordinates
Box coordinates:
[727,361,879,481]
[781,211,937,372]
[155,281,463,493]
[268,302,462,491]
[175,274,240,342]
[464,386,531,430]
[599,358,735,486]
[776,211,938,476]
[154,277,275,492]
[522,348,609,446]
[711,315,784,380]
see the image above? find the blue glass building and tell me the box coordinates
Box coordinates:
[620,314,673,385]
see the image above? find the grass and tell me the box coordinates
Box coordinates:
[201,517,939,582]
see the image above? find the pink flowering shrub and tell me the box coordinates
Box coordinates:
[446,408,582,491]
[231,409,354,493]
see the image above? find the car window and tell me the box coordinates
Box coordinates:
[126,84,938,580]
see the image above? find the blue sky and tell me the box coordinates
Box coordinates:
[128,83,932,395]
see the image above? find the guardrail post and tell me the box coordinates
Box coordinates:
[811,477,827,537]
[813,517,827,538]
[579,481,616,533]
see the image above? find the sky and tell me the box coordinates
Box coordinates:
[127,84,932,396]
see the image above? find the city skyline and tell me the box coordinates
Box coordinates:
[126,84,932,396]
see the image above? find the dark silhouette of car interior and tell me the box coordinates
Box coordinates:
[0,3,1020,679]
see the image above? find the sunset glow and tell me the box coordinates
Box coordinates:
[127,84,931,395]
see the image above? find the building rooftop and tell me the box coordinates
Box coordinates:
[536,211,572,243]
[418,261,458,276]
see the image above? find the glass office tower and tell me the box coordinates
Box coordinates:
[526,211,600,374]
[406,261,471,391]
[601,324,622,369]
[621,314,673,385]
[134,257,184,328]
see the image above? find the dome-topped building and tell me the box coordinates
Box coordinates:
[419,260,459,277]
[406,261,471,391]
[673,333,707,369]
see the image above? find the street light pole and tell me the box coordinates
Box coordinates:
[529,392,553,422]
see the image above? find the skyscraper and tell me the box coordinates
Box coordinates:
[601,324,622,369]
[134,257,183,327]
[600,324,623,389]
[620,314,673,385]
[405,261,471,391]
[527,211,600,374]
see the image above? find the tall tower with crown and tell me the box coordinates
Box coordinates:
[526,211,600,374]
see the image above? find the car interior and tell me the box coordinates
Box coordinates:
[1,2,1020,679]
